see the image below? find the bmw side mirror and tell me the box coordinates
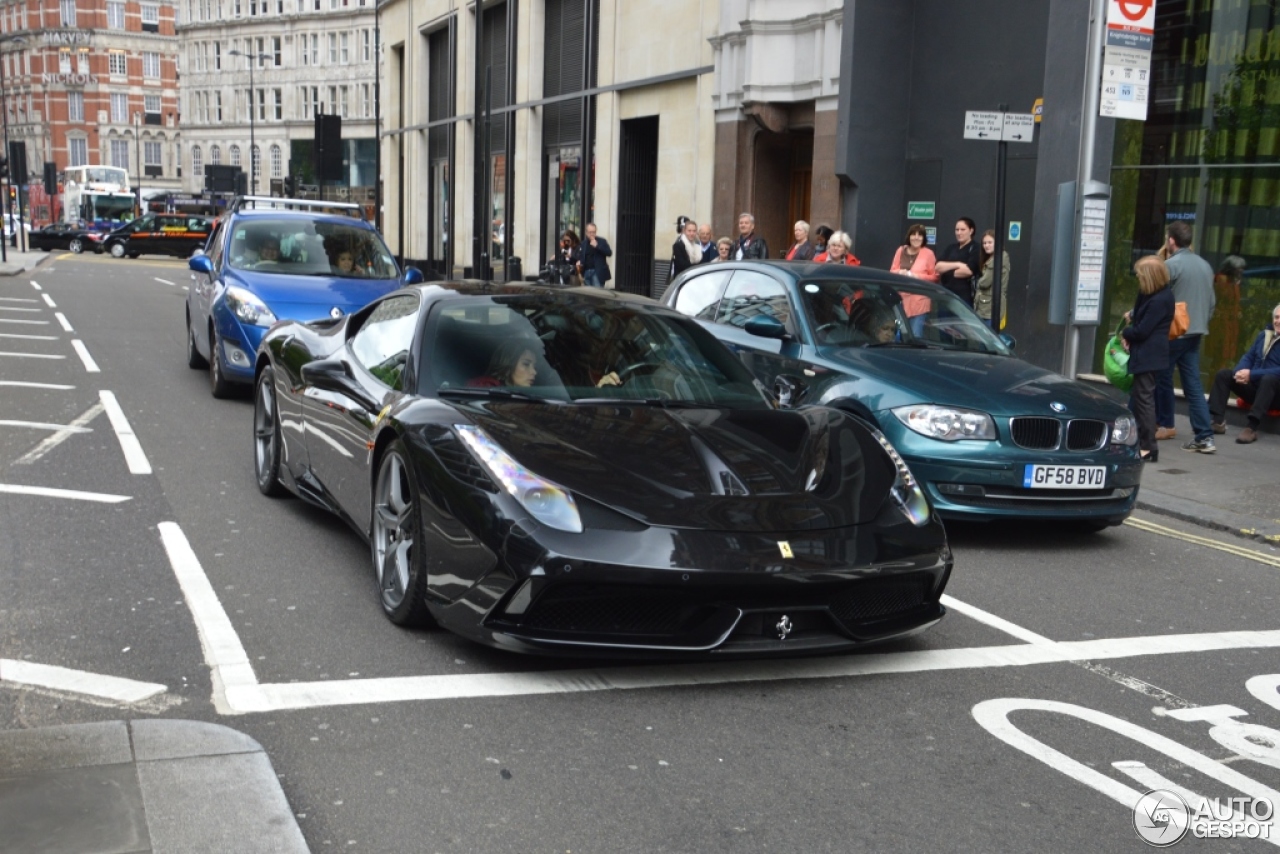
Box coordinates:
[403,266,425,285]
[998,332,1016,350]
[744,315,788,340]
[189,254,214,274]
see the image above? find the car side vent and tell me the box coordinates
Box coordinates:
[1009,417,1061,450]
[430,434,497,492]
[1065,419,1108,451]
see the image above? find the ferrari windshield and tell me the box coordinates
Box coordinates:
[798,277,1011,355]
[428,294,773,407]
[227,218,399,278]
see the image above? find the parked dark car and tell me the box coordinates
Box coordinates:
[29,221,104,254]
[251,282,951,655]
[664,261,1143,529]
[101,213,213,259]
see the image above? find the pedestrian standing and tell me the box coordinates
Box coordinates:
[892,224,938,336]
[579,222,612,288]
[698,224,717,263]
[555,230,581,285]
[975,230,1010,329]
[935,217,980,307]
[813,225,834,255]
[1151,222,1218,453]
[813,231,860,265]
[712,237,733,263]
[1122,255,1176,463]
[671,218,703,280]
[785,221,816,261]
[734,212,769,260]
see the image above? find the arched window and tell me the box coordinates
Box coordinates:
[210,144,221,165]
[270,144,282,178]
[230,144,241,167]
[192,145,203,177]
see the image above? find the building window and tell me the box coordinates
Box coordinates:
[310,86,319,117]
[340,32,348,64]
[327,85,336,115]
[256,88,266,121]
[214,91,222,121]
[59,0,76,27]
[144,141,162,168]
[68,91,84,122]
[192,145,203,176]
[76,48,89,74]
[59,49,72,74]
[339,85,348,118]
[230,144,241,166]
[141,3,159,31]
[144,93,161,115]
[361,83,370,118]
[234,0,241,17]
[362,29,371,63]
[110,139,130,170]
[270,144,281,178]
[328,33,337,64]
[272,88,281,120]
[270,36,281,65]
[109,50,127,76]
[299,86,309,118]
[210,144,221,165]
[143,52,160,79]
[111,92,128,123]
[107,0,124,28]
[69,137,88,167]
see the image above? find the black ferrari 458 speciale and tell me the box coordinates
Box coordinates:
[251,281,952,655]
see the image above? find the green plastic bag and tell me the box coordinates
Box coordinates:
[1103,321,1134,394]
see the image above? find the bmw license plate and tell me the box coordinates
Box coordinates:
[1023,464,1107,489]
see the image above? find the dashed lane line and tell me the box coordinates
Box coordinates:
[0,381,74,389]
[1126,516,1280,568]
[70,339,100,372]
[0,332,58,340]
[13,403,105,466]
[154,277,175,286]
[99,391,152,474]
[29,280,40,290]
[0,659,166,705]
[40,293,56,308]
[0,483,130,502]
[0,306,41,312]
[0,318,50,325]
[0,420,92,433]
[0,351,64,360]
[0,297,38,303]
[55,312,73,332]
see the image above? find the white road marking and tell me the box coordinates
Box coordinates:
[55,312,73,332]
[0,483,130,503]
[0,381,75,389]
[0,420,92,433]
[182,286,189,291]
[157,522,258,715]
[0,351,65,360]
[0,318,49,325]
[0,659,166,704]
[0,297,38,303]
[0,306,41,312]
[29,280,41,290]
[0,332,57,340]
[99,391,152,474]
[14,403,104,465]
[70,339,100,372]
[155,277,175,286]
[41,293,56,308]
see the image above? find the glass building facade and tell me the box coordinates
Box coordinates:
[1099,0,1280,382]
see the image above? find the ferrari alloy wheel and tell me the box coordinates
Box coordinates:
[185,313,207,369]
[371,440,435,627]
[254,366,287,497]
[69,238,83,254]
[208,326,233,399]
[109,241,126,258]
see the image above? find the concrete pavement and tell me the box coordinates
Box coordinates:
[0,247,50,276]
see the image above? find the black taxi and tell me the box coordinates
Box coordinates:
[102,214,214,259]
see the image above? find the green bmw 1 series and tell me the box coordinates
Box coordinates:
[664,261,1142,530]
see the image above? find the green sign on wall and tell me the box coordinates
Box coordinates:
[907,201,935,220]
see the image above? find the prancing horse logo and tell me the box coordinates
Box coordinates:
[776,615,793,640]
[778,541,794,559]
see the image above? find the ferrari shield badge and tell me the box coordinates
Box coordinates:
[777,541,794,559]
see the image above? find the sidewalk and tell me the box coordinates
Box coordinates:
[0,719,308,853]
[0,247,51,276]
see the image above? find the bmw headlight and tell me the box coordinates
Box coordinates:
[891,404,997,441]
[868,428,931,527]
[455,424,583,533]
[224,286,278,327]
[1111,414,1137,446]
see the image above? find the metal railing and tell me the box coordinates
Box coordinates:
[228,195,366,220]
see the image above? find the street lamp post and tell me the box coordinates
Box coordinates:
[133,112,141,216]
[227,49,270,195]
[0,35,27,262]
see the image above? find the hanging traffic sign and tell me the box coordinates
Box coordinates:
[964,111,1003,140]
[1001,113,1035,143]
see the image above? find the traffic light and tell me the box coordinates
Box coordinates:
[0,155,8,182]
[283,175,295,197]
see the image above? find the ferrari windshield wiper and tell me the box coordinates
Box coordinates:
[574,397,702,408]
[437,387,548,403]
[863,340,941,349]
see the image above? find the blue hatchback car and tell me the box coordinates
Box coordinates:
[664,261,1144,529]
[185,198,424,397]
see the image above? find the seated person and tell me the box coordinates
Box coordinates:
[847,297,897,344]
[330,248,365,277]
[469,339,620,388]
[247,235,282,267]
[1206,305,1280,445]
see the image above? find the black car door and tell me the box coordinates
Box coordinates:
[301,293,422,534]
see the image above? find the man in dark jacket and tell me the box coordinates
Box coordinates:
[1207,304,1280,444]
[579,223,612,288]
[734,212,769,260]
[698,223,716,263]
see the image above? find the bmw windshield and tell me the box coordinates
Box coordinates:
[427,294,774,407]
[227,218,399,278]
[798,277,1012,356]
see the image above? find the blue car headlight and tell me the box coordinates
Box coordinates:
[892,404,997,441]
[455,424,583,533]
[1111,415,1137,446]
[867,427,931,527]
[224,285,278,327]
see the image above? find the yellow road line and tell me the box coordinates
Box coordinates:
[1124,516,1280,568]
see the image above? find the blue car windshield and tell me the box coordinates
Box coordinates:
[427,295,774,407]
[798,278,1011,355]
[227,218,399,278]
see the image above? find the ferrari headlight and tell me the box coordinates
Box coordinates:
[455,425,583,533]
[868,428,931,527]
[224,285,277,327]
[1111,415,1137,446]
[892,404,996,441]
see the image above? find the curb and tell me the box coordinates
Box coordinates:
[1136,490,1280,546]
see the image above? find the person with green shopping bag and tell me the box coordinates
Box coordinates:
[1121,255,1176,463]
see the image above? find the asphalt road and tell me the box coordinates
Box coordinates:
[3,254,1280,852]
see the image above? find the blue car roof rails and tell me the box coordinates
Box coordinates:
[228,195,366,220]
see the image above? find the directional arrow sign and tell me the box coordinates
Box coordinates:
[1001,112,1036,143]
[964,111,1003,140]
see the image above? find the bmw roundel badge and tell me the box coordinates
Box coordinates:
[1050,402,1066,413]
